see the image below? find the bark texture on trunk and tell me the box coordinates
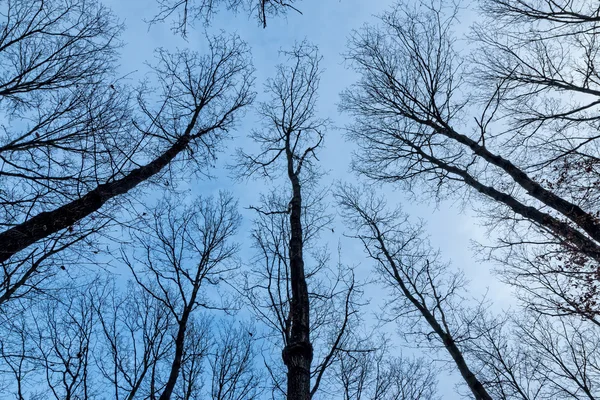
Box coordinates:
[282,149,312,400]
[439,125,600,244]
[406,138,600,262]
[0,134,196,264]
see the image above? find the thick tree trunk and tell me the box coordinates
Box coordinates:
[406,138,600,262]
[282,170,312,400]
[0,134,197,264]
[438,124,600,244]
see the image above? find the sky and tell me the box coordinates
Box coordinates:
[100,0,514,397]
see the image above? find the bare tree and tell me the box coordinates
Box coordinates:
[208,321,263,400]
[0,0,122,100]
[340,0,600,319]
[242,190,362,399]
[93,279,176,400]
[336,184,492,400]
[464,309,600,399]
[0,0,126,305]
[339,182,600,398]
[0,276,264,400]
[334,341,440,400]
[235,41,340,400]
[0,189,262,400]
[0,1,254,304]
[0,282,103,400]
[123,192,241,400]
[150,0,303,34]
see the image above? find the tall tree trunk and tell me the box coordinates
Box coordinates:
[437,125,600,244]
[406,140,600,262]
[0,132,199,264]
[282,169,312,400]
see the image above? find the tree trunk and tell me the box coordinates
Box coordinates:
[0,134,195,264]
[282,170,312,400]
[375,234,493,400]
[439,125,600,244]
[159,309,190,400]
[407,139,600,262]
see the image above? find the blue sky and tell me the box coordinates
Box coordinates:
[101,0,514,397]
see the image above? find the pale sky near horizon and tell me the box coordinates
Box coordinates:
[102,0,514,398]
